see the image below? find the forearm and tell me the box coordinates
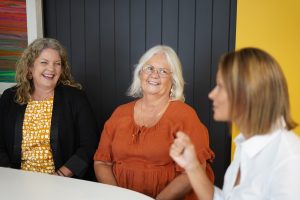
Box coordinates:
[94,161,117,186]
[186,162,214,200]
[0,150,11,167]
[156,173,192,200]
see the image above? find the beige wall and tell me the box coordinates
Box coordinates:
[233,0,300,157]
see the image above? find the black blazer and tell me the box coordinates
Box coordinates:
[0,84,99,178]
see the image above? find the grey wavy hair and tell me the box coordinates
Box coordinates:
[127,45,185,101]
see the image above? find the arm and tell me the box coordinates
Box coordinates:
[93,108,118,184]
[53,166,74,177]
[61,89,99,177]
[0,90,12,167]
[170,132,214,200]
[155,173,192,200]
[94,161,117,185]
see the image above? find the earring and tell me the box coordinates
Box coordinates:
[170,86,175,97]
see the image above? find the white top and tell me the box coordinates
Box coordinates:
[213,128,300,200]
[0,167,154,200]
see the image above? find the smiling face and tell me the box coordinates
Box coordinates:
[208,70,231,121]
[30,48,62,92]
[140,53,173,98]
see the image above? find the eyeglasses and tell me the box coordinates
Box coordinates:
[141,64,172,77]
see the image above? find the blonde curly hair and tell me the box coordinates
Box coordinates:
[15,38,81,105]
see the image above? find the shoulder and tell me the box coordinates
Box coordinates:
[0,86,18,103]
[281,130,300,156]
[57,84,85,97]
[167,100,207,130]
[55,84,88,104]
[112,101,135,116]
[169,100,198,117]
[104,101,135,124]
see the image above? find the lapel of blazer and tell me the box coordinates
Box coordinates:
[50,85,62,168]
[13,102,26,167]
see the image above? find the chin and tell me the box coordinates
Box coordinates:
[213,114,230,122]
[213,113,222,121]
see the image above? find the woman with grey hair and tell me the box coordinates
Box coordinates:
[94,45,214,199]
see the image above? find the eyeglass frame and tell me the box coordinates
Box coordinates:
[141,64,172,77]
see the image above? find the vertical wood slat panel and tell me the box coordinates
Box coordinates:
[193,0,213,129]
[70,0,85,86]
[162,0,179,51]
[178,0,196,106]
[130,0,146,66]
[43,0,236,187]
[210,0,233,187]
[43,0,57,37]
[85,0,102,124]
[56,0,71,57]
[100,0,116,119]
[146,0,162,48]
[115,0,131,105]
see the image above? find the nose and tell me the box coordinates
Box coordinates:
[208,87,216,100]
[47,62,56,71]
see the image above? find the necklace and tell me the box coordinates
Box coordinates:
[140,100,169,127]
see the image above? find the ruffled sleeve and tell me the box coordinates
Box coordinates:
[173,103,215,182]
[93,112,116,162]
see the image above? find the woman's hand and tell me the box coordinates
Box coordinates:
[170,131,201,172]
[170,132,214,200]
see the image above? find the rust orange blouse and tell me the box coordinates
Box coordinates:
[94,100,214,199]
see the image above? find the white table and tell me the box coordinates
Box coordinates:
[0,167,154,200]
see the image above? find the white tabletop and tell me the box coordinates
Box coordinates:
[0,167,154,200]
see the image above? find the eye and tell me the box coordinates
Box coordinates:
[41,61,47,64]
[144,65,154,72]
[56,62,62,66]
[158,68,169,75]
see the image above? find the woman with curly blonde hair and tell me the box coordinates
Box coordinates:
[0,38,98,180]
[15,37,81,104]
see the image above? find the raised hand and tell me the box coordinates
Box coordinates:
[169,131,201,171]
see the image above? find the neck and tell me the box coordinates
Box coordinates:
[32,87,55,101]
[235,123,252,139]
[137,95,170,127]
[141,94,170,108]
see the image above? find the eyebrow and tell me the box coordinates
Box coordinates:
[40,58,61,62]
[145,64,169,69]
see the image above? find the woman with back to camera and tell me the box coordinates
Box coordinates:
[94,45,215,199]
[0,38,98,179]
[170,47,300,199]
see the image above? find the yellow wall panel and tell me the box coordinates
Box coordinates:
[233,0,300,158]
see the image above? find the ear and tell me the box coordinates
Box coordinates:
[27,69,33,80]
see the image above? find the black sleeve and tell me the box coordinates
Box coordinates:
[0,89,13,167]
[64,90,99,177]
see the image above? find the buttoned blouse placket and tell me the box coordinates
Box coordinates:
[223,143,242,199]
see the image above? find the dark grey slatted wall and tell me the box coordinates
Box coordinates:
[43,0,236,187]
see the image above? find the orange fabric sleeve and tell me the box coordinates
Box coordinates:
[173,106,215,182]
[93,110,117,162]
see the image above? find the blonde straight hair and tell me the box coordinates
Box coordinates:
[219,47,297,135]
